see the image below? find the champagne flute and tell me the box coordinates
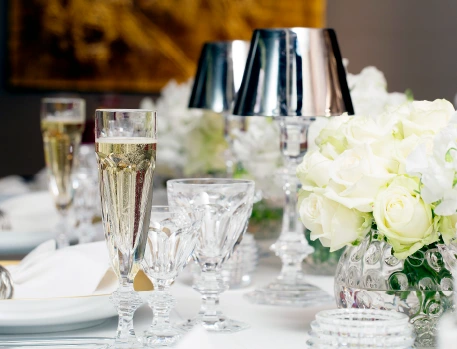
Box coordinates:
[41,98,85,248]
[95,109,157,348]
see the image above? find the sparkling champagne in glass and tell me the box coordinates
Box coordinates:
[41,98,85,248]
[95,109,157,348]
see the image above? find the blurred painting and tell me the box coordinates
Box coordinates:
[7,0,325,92]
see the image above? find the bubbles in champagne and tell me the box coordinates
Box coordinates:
[96,137,156,282]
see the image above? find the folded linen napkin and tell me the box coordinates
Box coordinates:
[0,176,30,197]
[6,240,117,299]
[0,191,59,232]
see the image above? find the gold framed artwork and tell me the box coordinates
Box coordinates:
[8,0,325,93]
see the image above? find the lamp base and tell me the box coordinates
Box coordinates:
[244,280,333,307]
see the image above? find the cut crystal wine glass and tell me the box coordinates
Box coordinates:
[95,109,157,348]
[167,178,255,332]
[141,206,201,347]
[41,98,85,248]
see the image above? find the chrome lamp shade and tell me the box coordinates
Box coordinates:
[232,27,353,117]
[189,40,250,113]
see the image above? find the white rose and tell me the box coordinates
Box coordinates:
[348,66,386,90]
[342,116,383,148]
[406,128,457,214]
[339,114,401,174]
[393,134,426,174]
[386,92,408,110]
[401,99,455,137]
[316,114,351,159]
[348,66,389,116]
[324,145,395,212]
[373,176,438,259]
[308,117,329,151]
[296,149,332,190]
[299,190,372,252]
[438,214,457,244]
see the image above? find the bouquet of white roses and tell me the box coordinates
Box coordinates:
[297,99,457,259]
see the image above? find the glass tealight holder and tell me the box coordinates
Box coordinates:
[307,309,415,349]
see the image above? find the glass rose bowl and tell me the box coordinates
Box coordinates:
[334,231,456,347]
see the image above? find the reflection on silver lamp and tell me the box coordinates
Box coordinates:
[188,40,250,176]
[233,27,353,306]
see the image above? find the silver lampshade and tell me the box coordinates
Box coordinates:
[233,27,353,117]
[189,40,251,113]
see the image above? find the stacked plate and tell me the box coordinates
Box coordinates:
[192,233,259,289]
[307,309,415,349]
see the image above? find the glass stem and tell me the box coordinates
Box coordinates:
[56,210,70,249]
[271,120,314,284]
[111,281,142,346]
[194,269,228,323]
[149,285,176,330]
[223,113,246,177]
[223,113,234,177]
[282,161,301,235]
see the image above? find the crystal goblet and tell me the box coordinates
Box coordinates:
[142,206,201,347]
[41,97,85,248]
[167,178,255,332]
[95,109,157,348]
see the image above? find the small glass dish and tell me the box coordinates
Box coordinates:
[307,309,415,349]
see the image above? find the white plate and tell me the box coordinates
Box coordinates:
[0,292,151,334]
[0,294,116,334]
[0,229,57,256]
[0,192,74,255]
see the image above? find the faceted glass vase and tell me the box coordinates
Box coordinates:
[335,232,456,348]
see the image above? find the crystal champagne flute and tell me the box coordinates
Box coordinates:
[41,98,86,248]
[95,109,157,348]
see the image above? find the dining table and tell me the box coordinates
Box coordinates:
[0,241,335,349]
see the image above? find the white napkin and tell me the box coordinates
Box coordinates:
[0,176,30,197]
[7,240,117,299]
[0,191,59,232]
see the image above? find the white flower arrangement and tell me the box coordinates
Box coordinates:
[297,99,457,259]
[140,79,227,176]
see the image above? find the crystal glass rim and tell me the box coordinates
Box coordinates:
[252,27,333,33]
[316,309,409,327]
[150,205,177,213]
[167,178,255,186]
[42,97,85,104]
[149,206,191,215]
[95,109,156,113]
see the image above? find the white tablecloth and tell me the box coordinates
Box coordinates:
[45,260,336,349]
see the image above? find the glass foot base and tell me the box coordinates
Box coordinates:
[143,326,183,347]
[245,281,334,307]
[105,338,142,349]
[179,316,249,333]
[202,317,249,333]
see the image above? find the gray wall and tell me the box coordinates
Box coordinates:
[327,0,457,101]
